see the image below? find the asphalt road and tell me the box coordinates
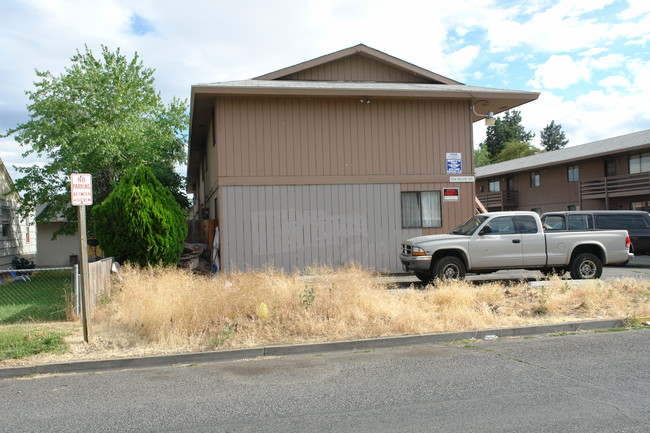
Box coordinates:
[1,328,648,432]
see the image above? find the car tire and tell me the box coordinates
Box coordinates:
[415,272,432,284]
[569,253,603,279]
[433,256,466,281]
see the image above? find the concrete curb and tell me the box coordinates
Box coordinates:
[0,318,627,380]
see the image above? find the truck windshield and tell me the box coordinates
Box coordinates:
[449,215,489,236]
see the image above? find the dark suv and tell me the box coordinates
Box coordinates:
[541,210,650,255]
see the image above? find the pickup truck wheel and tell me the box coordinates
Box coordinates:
[415,272,432,284]
[569,253,603,279]
[433,257,466,281]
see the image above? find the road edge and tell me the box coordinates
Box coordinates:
[0,318,628,379]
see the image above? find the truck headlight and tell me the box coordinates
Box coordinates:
[411,247,426,256]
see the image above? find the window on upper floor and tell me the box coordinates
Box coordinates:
[530,171,540,187]
[488,178,500,192]
[567,165,579,182]
[629,151,650,174]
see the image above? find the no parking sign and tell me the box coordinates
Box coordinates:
[71,173,93,206]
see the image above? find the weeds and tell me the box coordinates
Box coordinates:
[534,287,549,315]
[299,285,316,308]
[80,265,650,354]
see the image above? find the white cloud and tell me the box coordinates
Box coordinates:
[598,75,632,90]
[443,45,481,80]
[580,47,609,57]
[488,62,508,76]
[529,54,591,89]
[627,59,650,92]
[589,53,627,69]
[618,0,650,18]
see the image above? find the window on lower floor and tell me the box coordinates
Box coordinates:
[530,171,540,187]
[401,191,442,228]
[632,201,650,212]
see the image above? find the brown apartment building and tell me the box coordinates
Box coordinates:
[475,129,650,213]
[187,44,538,272]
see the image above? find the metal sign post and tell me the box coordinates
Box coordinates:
[71,173,92,343]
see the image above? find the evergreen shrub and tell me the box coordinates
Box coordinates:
[92,165,187,266]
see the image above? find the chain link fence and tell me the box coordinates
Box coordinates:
[0,267,77,324]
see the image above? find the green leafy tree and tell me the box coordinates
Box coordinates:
[474,143,492,167]
[493,140,542,163]
[92,165,188,266]
[149,162,191,211]
[540,120,569,151]
[3,45,189,236]
[482,110,535,160]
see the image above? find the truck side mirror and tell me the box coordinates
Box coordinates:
[479,226,492,236]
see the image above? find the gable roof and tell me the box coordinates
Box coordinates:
[255,44,461,84]
[475,129,650,178]
[188,44,540,185]
[0,158,20,207]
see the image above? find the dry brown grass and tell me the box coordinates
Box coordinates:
[4,265,648,366]
[99,265,650,348]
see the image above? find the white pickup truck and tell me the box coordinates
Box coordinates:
[400,211,632,282]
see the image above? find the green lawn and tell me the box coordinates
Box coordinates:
[0,327,69,359]
[0,270,74,323]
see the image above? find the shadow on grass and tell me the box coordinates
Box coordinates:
[0,270,73,323]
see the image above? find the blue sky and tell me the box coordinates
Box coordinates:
[1,0,649,182]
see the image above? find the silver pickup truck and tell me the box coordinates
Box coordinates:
[400,211,632,282]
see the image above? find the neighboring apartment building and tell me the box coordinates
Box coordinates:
[188,44,539,272]
[475,129,650,213]
[0,158,36,269]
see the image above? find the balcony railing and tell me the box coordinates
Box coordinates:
[476,191,519,210]
[580,173,650,200]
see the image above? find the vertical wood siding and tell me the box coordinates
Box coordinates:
[215,98,471,180]
[280,54,432,83]
[221,184,421,273]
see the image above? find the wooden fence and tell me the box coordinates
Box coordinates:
[87,257,113,314]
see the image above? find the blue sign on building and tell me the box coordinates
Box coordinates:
[446,153,462,174]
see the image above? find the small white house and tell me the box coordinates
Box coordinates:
[0,158,36,269]
[35,215,82,268]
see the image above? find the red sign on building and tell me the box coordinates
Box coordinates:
[443,187,459,201]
